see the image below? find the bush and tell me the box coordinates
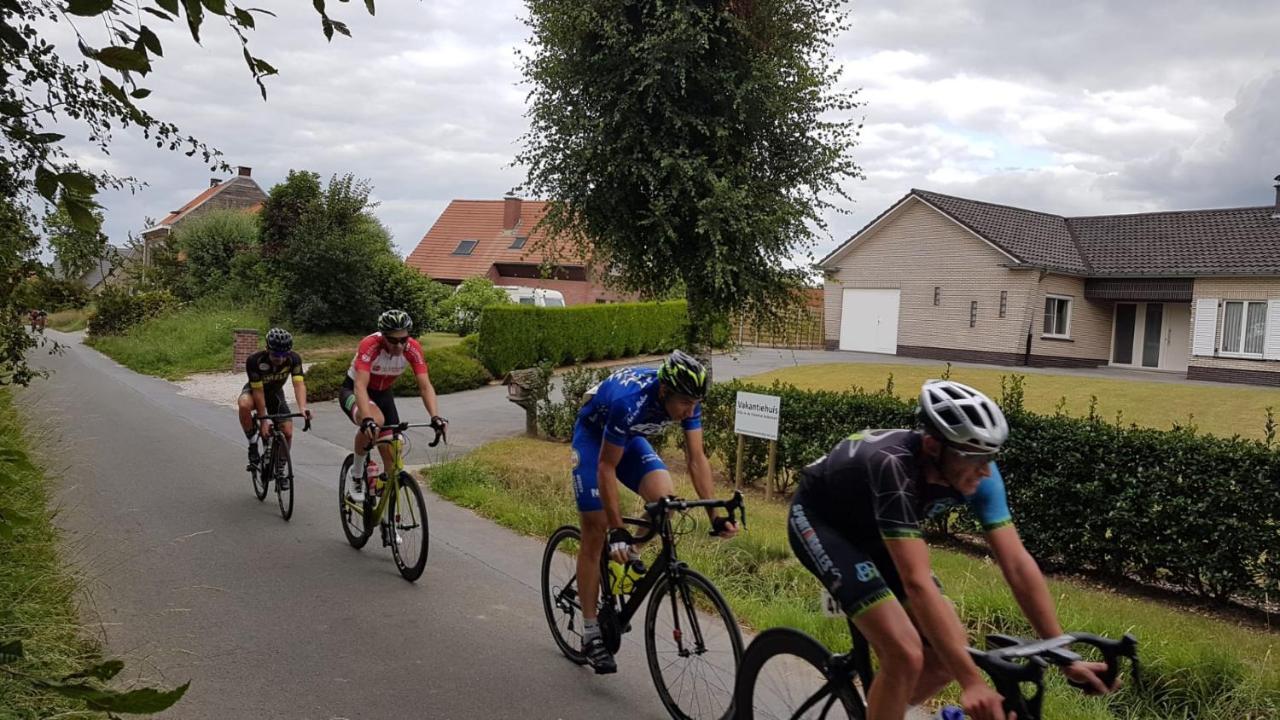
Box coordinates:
[14,275,89,311]
[369,256,453,333]
[440,277,511,335]
[173,209,260,299]
[701,377,1280,605]
[86,287,178,336]
[535,364,613,440]
[477,300,687,375]
[305,344,490,402]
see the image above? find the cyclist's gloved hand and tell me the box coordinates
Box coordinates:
[430,415,448,430]
[709,515,739,539]
[360,417,378,441]
[608,527,633,564]
[258,418,271,440]
[302,409,312,431]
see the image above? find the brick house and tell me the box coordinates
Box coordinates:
[140,166,266,265]
[819,178,1280,386]
[405,195,629,305]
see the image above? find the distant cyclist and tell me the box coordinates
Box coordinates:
[340,310,447,500]
[571,350,738,674]
[237,328,311,487]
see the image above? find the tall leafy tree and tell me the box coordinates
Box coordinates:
[44,196,108,281]
[518,0,862,349]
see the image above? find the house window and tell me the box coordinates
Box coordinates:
[452,240,477,255]
[999,291,1007,318]
[509,236,527,250]
[969,301,977,328]
[1221,300,1267,356]
[1043,295,1072,338]
[933,287,940,306]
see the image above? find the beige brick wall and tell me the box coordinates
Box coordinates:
[1189,277,1280,373]
[822,199,1035,354]
[1028,274,1112,361]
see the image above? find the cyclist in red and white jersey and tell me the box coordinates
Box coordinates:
[339,309,447,498]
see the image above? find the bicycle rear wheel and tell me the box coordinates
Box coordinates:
[251,441,268,501]
[540,525,589,665]
[274,436,294,521]
[338,453,372,549]
[645,569,743,720]
[733,628,863,720]
[389,472,429,581]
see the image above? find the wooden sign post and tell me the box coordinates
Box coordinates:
[733,391,781,497]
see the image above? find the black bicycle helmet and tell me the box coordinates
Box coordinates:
[265,327,293,353]
[658,350,710,399]
[378,309,413,333]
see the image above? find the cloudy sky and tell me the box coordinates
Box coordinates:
[64,0,1280,263]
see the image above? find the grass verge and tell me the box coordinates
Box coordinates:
[0,388,97,715]
[46,307,92,332]
[742,362,1280,441]
[426,437,1279,720]
[87,298,465,378]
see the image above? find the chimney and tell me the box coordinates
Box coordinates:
[238,166,252,177]
[209,178,222,188]
[1273,174,1280,219]
[503,192,522,231]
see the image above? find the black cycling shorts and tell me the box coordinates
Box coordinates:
[339,377,399,431]
[240,383,291,417]
[788,491,943,619]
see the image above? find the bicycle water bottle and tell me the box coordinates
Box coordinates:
[933,705,964,720]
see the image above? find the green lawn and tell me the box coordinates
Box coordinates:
[741,362,1280,440]
[87,299,464,378]
[427,437,1278,720]
[45,306,91,332]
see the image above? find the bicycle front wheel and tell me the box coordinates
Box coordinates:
[644,569,744,720]
[274,437,294,521]
[389,472,428,581]
[338,453,372,549]
[541,525,589,665]
[733,628,863,720]
[251,444,268,501]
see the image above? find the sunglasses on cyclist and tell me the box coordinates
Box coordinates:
[945,444,999,466]
[383,334,411,345]
[270,350,291,358]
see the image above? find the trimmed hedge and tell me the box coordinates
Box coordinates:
[477,301,687,376]
[305,344,490,402]
[702,377,1280,605]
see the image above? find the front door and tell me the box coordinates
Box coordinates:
[1141,303,1164,368]
[1111,302,1191,371]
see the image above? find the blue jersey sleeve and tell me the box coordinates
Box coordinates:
[602,397,635,446]
[966,462,1013,531]
[681,402,702,431]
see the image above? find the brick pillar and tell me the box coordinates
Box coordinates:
[232,329,259,370]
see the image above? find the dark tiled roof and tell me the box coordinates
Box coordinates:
[1069,207,1280,275]
[912,190,1090,273]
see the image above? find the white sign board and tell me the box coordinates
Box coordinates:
[734,391,781,441]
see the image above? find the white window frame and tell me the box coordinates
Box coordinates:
[1218,300,1268,358]
[1042,294,1073,339]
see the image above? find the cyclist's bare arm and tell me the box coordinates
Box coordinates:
[884,537,988,692]
[292,376,309,417]
[252,386,269,422]
[414,371,440,418]
[683,429,731,529]
[596,440,626,529]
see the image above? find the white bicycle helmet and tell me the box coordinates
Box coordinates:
[918,380,1008,453]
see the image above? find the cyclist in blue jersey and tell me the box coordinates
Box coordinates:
[790,380,1115,720]
[572,350,739,674]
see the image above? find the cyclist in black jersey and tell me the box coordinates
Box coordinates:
[237,328,311,468]
[790,380,1115,720]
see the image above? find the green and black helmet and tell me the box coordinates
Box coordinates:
[658,349,710,399]
[378,309,413,333]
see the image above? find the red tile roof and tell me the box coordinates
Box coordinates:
[405,199,585,282]
[159,184,224,226]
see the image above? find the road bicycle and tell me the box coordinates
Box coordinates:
[541,491,748,720]
[337,421,444,582]
[248,411,309,521]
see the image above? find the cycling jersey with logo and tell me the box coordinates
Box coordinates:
[576,367,701,445]
[245,350,304,391]
[797,429,1011,542]
[346,333,428,391]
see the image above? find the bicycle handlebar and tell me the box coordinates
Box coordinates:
[252,412,311,432]
[968,632,1140,720]
[372,421,447,448]
[635,490,747,539]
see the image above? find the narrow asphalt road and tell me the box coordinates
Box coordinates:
[20,338,691,719]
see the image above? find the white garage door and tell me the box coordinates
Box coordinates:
[839,289,900,354]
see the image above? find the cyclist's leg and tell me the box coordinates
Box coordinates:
[339,381,384,457]
[237,384,256,436]
[268,389,293,446]
[628,436,673,503]
[370,390,400,471]
[787,496,922,720]
[570,427,607,625]
[865,542,953,703]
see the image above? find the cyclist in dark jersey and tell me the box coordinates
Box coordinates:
[237,328,311,471]
[790,380,1114,720]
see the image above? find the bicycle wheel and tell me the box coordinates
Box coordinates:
[338,453,372,549]
[274,436,294,521]
[645,569,744,720]
[389,472,429,581]
[541,525,589,665]
[733,628,863,720]
[250,442,268,501]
